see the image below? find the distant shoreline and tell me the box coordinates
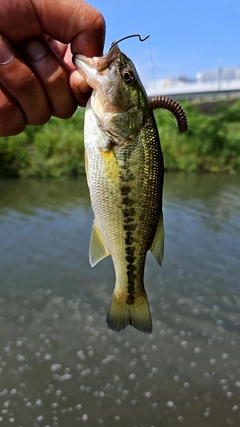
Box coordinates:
[0,99,240,178]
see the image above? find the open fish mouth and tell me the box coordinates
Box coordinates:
[72,45,124,106]
[72,54,98,89]
[72,45,120,83]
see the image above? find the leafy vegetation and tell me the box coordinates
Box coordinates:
[155,99,240,173]
[0,109,85,178]
[0,99,240,178]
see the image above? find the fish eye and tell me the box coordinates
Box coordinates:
[121,69,135,84]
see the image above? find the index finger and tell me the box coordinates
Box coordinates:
[0,0,105,56]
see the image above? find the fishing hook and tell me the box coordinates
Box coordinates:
[149,96,188,133]
[109,34,150,51]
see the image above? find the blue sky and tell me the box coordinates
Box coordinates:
[89,0,240,84]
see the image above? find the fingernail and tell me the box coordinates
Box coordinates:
[0,35,14,65]
[24,39,47,62]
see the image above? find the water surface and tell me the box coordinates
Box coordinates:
[0,174,239,427]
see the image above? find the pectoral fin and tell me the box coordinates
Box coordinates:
[89,220,110,267]
[150,210,164,265]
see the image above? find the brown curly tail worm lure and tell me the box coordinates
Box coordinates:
[149,96,188,133]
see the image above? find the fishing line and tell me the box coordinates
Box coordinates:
[146,37,226,379]
[148,37,158,97]
[147,41,179,130]
[147,39,193,198]
[159,108,179,128]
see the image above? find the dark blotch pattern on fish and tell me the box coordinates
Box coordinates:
[122,207,135,218]
[120,159,138,305]
[121,185,131,195]
[124,223,136,231]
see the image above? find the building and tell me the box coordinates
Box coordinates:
[145,66,240,100]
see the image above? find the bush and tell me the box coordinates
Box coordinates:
[0,132,30,178]
[0,108,85,178]
[0,100,240,178]
[154,99,240,173]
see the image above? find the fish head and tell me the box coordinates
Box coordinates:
[73,44,150,146]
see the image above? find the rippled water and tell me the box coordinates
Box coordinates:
[0,174,239,427]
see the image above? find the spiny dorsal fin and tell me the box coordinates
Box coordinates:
[89,220,110,267]
[150,210,164,265]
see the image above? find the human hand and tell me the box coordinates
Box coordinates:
[0,0,105,136]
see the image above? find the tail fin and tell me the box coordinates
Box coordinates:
[106,291,152,334]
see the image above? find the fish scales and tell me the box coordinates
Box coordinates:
[73,44,164,333]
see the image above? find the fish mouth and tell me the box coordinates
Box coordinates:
[72,45,120,89]
[73,54,98,88]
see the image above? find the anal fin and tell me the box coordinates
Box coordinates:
[89,220,110,267]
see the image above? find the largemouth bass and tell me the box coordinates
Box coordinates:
[73,44,164,334]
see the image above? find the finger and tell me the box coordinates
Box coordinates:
[22,37,77,119]
[0,35,51,125]
[69,69,92,107]
[0,0,105,56]
[70,6,106,57]
[0,85,25,136]
[44,37,69,62]
[65,45,93,106]
[63,45,92,106]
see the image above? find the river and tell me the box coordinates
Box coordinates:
[0,173,239,427]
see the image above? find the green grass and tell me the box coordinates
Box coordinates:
[0,99,240,178]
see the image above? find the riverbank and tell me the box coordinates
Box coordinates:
[0,99,240,178]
